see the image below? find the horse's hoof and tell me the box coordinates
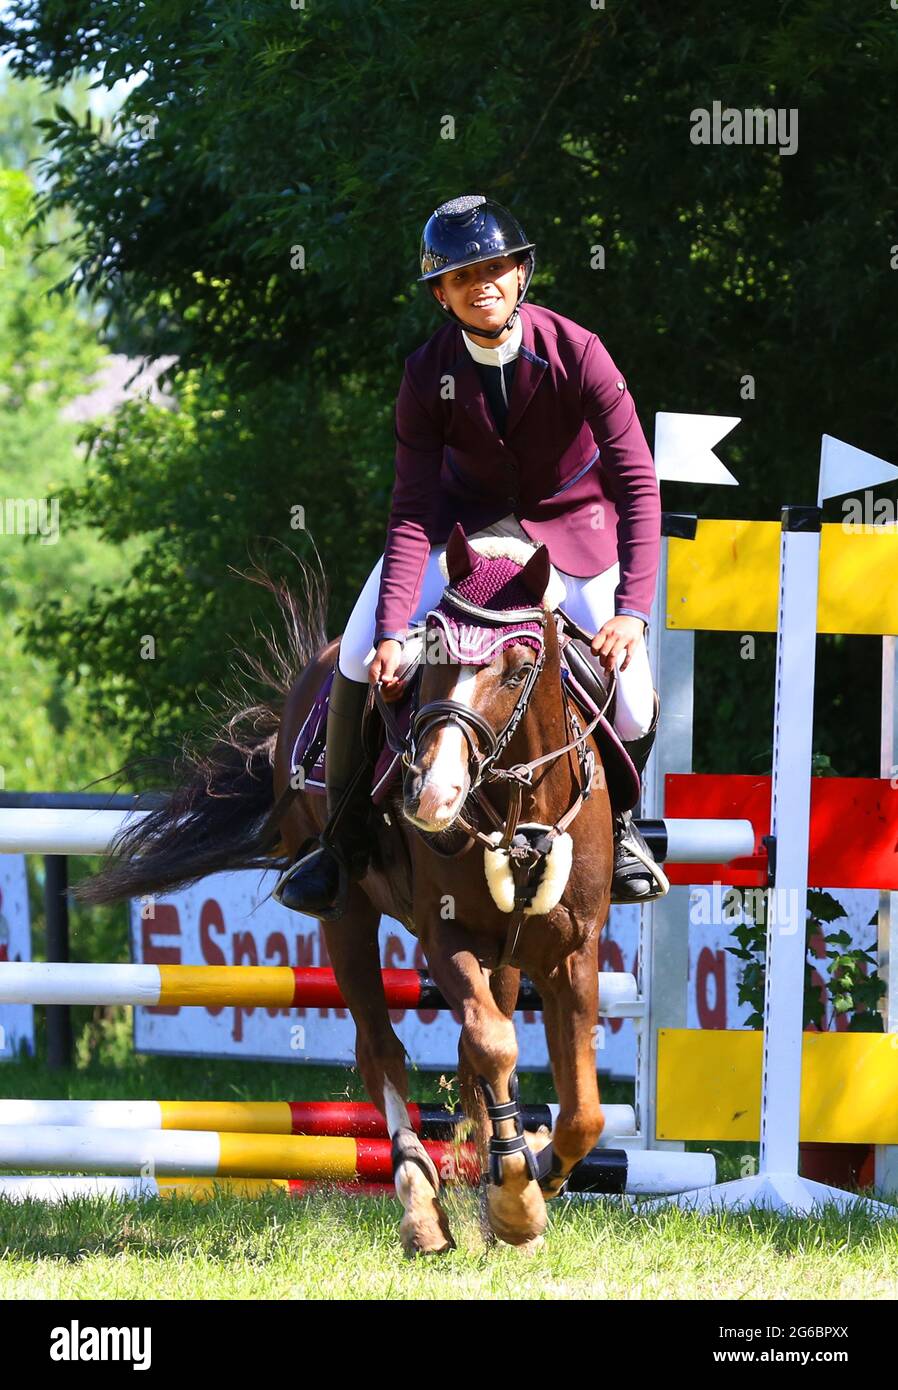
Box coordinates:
[489,1216,548,1248]
[393,1128,456,1256]
[487,1183,548,1247]
[400,1206,456,1258]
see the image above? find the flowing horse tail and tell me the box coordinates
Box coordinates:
[75,553,329,908]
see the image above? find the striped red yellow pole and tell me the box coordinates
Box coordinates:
[0,1175,399,1204]
[156,966,435,1010]
[0,1098,635,1142]
[0,963,459,1009]
[0,962,640,1014]
[0,1125,715,1193]
[0,1126,483,1182]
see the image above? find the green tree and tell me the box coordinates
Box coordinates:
[0,0,895,774]
[0,119,124,795]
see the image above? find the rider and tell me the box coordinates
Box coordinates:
[275,194,668,919]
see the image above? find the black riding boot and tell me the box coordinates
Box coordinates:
[273,668,372,918]
[611,693,670,905]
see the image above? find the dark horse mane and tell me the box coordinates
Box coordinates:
[75,549,328,907]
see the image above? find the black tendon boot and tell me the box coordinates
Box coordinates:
[611,693,670,905]
[273,668,372,918]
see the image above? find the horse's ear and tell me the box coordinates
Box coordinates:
[518,543,551,602]
[445,522,480,583]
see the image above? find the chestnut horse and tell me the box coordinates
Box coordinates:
[78,523,614,1254]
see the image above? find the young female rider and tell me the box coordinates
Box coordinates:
[275,195,668,919]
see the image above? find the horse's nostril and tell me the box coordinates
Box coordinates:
[415,782,463,820]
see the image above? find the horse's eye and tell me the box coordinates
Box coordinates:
[506,664,534,686]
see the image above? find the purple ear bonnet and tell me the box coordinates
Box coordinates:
[426,553,545,665]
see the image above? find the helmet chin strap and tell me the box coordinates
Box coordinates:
[438,299,521,339]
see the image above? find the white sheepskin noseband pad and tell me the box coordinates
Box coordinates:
[483,826,573,915]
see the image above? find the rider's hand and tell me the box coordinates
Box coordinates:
[590,615,646,673]
[369,638,404,692]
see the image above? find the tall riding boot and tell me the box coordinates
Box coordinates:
[611,692,670,904]
[273,668,372,918]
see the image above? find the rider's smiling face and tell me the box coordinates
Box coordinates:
[431,255,525,340]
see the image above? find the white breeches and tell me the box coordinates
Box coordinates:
[338,520,656,741]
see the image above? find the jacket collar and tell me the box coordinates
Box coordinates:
[450,304,547,440]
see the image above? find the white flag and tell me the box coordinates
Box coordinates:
[653,412,741,486]
[817,435,898,506]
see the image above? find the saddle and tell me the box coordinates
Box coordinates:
[290,616,642,816]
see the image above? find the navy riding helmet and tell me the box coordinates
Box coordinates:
[418,194,536,339]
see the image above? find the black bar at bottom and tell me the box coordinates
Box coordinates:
[634,818,669,861]
[565,1148,629,1194]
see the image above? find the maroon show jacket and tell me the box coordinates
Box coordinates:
[373,302,661,644]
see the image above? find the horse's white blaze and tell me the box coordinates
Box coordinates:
[414,664,478,826]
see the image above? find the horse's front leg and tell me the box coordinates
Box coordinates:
[534,926,605,1199]
[322,887,454,1257]
[428,935,547,1248]
[458,965,552,1245]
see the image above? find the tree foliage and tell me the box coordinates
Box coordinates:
[0,0,895,772]
[0,147,121,798]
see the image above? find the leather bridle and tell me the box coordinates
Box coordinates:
[373,596,615,860]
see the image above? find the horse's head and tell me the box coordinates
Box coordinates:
[402,522,566,833]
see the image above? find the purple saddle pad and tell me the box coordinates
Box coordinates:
[289,665,414,804]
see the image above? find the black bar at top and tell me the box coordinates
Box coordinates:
[781,504,822,533]
[661,512,698,540]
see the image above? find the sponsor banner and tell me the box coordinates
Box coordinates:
[131,872,880,1077]
[0,856,34,1061]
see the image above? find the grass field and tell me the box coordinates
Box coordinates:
[2,1052,897,1300]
